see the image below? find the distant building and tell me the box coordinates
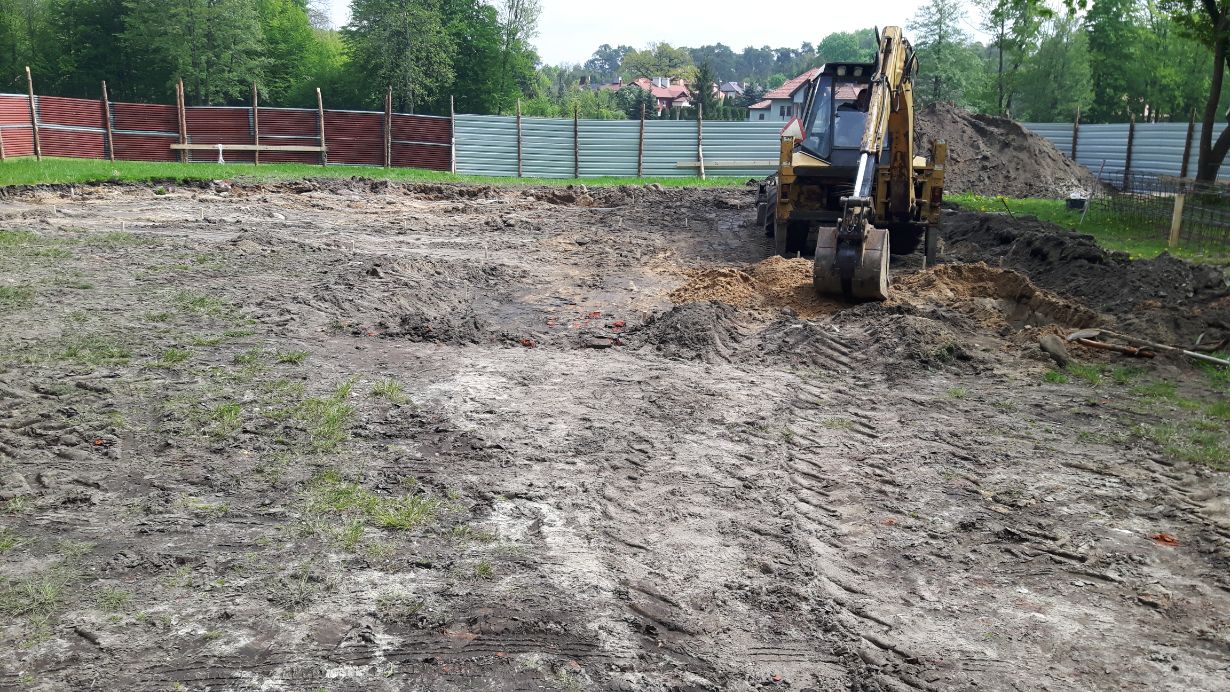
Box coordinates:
[718,82,744,102]
[747,68,820,122]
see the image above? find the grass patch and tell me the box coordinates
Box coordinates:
[0,229,73,259]
[82,231,160,248]
[370,378,408,404]
[95,587,132,613]
[1135,422,1230,471]
[173,290,233,318]
[949,193,1230,264]
[210,402,243,437]
[158,347,191,366]
[1044,370,1069,384]
[232,347,266,365]
[305,470,438,538]
[1067,363,1103,386]
[0,565,76,630]
[0,157,746,189]
[179,496,230,518]
[1112,366,1146,385]
[59,334,132,366]
[0,285,35,312]
[947,387,968,399]
[0,528,19,553]
[274,349,309,365]
[1134,381,1179,400]
[295,378,357,452]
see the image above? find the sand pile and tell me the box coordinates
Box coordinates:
[669,256,843,319]
[915,102,1099,198]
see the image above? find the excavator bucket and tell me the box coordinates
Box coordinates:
[812,226,890,301]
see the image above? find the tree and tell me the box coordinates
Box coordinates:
[441,0,506,114]
[259,0,317,104]
[344,0,454,113]
[121,0,265,105]
[1015,15,1092,121]
[1160,0,1230,181]
[909,0,985,105]
[977,0,1044,114]
[1085,0,1145,121]
[584,43,631,82]
[493,0,540,113]
[622,42,696,80]
[693,61,717,118]
[689,43,736,82]
[815,29,877,64]
[614,82,657,118]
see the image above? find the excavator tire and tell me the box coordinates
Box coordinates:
[813,225,890,301]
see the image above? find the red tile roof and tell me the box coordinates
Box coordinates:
[764,68,821,100]
[749,100,771,110]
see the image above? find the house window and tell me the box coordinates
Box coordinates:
[779,105,792,117]
[758,113,765,120]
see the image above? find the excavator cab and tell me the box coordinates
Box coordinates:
[755,27,946,300]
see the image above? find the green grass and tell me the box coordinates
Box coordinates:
[295,378,357,452]
[306,470,438,534]
[949,193,1230,264]
[0,528,18,553]
[274,349,309,365]
[59,335,132,366]
[173,290,233,318]
[947,387,968,399]
[1044,370,1069,384]
[370,378,408,404]
[1067,363,1103,386]
[0,285,35,312]
[0,157,745,189]
[210,402,243,437]
[158,347,191,366]
[95,587,132,613]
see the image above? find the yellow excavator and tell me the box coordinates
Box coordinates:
[755,26,946,300]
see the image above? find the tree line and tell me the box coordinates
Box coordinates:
[0,0,540,115]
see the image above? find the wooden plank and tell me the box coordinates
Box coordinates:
[172,144,326,152]
[0,120,6,161]
[384,86,392,169]
[1071,107,1079,159]
[1169,193,1185,248]
[176,79,188,163]
[573,102,579,179]
[252,82,260,165]
[1124,115,1136,192]
[449,95,456,174]
[101,81,114,162]
[697,103,706,180]
[26,66,41,161]
[316,88,327,166]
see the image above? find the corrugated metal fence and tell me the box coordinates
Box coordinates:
[1022,120,1230,181]
[454,115,781,178]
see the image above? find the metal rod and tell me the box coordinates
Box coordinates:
[25,66,41,161]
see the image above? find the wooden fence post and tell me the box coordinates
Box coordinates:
[637,103,645,178]
[316,88,327,167]
[1123,115,1136,192]
[251,82,260,165]
[449,95,456,175]
[0,118,6,160]
[384,86,392,169]
[1169,193,1186,248]
[697,103,706,180]
[573,101,580,179]
[1180,109,1196,180]
[101,81,114,162]
[516,98,523,178]
[1071,107,1080,160]
[25,66,41,161]
[176,79,188,164]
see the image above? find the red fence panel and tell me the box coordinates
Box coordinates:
[41,128,104,159]
[0,95,35,157]
[38,96,103,129]
[324,110,384,166]
[186,107,254,163]
[37,96,106,158]
[391,114,451,171]
[261,108,322,164]
[111,102,177,135]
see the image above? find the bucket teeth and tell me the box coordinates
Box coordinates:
[813,226,890,301]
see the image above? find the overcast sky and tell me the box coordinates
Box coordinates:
[323,0,985,66]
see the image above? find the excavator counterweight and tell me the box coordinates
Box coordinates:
[755,26,946,300]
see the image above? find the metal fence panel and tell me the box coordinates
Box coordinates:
[703,121,781,178]
[1024,121,1230,180]
[579,119,639,177]
[454,114,517,177]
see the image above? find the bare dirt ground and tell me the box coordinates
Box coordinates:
[1,179,1228,691]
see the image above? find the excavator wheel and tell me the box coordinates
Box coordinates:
[813,225,890,301]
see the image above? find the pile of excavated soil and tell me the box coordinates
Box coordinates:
[941,210,1230,344]
[670,256,843,319]
[890,263,1099,331]
[916,102,1099,198]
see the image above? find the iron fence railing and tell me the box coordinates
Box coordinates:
[1091,169,1230,250]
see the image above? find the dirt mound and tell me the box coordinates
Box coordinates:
[941,210,1230,343]
[670,256,843,319]
[916,102,1098,198]
[832,303,983,372]
[891,263,1099,331]
[632,300,747,362]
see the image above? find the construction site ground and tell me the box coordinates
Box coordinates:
[0,180,1228,691]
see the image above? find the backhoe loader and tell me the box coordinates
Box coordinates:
[755,26,946,300]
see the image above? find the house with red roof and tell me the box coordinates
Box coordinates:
[747,68,820,122]
[630,77,692,114]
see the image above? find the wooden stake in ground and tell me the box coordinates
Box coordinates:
[696,103,706,180]
[252,82,260,165]
[516,98,523,178]
[637,103,645,178]
[176,79,188,164]
[449,95,456,175]
[1124,115,1136,192]
[1169,193,1186,248]
[316,88,327,166]
[101,81,114,162]
[384,86,392,169]
[573,102,580,179]
[25,66,41,161]
[1071,107,1080,160]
